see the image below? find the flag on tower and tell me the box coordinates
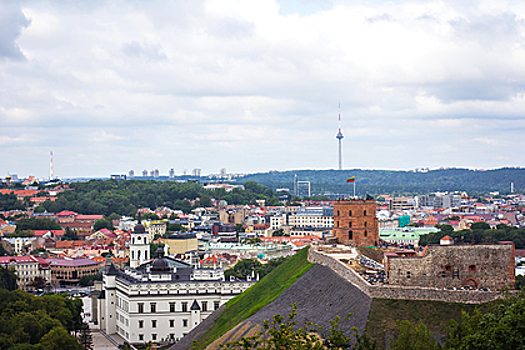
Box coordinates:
[346,176,355,183]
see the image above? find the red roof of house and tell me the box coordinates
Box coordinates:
[441,235,453,240]
[33,230,66,237]
[76,215,104,221]
[56,211,78,217]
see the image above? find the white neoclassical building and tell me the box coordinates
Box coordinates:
[96,221,255,345]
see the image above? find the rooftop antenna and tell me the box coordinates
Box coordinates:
[50,151,54,180]
[335,103,344,170]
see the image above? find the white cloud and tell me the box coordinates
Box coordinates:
[1,0,525,177]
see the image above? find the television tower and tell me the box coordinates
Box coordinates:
[50,151,54,180]
[335,104,344,170]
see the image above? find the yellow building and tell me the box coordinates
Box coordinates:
[165,233,198,255]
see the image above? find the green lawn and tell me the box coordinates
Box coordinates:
[192,247,314,349]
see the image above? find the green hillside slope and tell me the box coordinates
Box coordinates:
[191,248,314,349]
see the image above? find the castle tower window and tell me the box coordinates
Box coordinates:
[348,222,352,228]
[406,271,411,278]
[348,230,353,239]
[337,210,340,216]
[364,221,367,227]
[349,210,352,216]
[363,210,367,216]
[444,265,452,272]
[364,230,367,237]
[468,264,477,273]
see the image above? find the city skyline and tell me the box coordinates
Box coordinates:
[2,0,525,178]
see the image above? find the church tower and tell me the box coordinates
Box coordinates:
[130,214,150,268]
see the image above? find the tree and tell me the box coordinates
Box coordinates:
[0,265,19,290]
[79,275,97,287]
[40,327,84,350]
[29,276,46,290]
[389,321,441,350]
[93,219,114,231]
[235,224,245,233]
[62,227,79,241]
[445,293,525,350]
[78,322,94,350]
[470,221,491,231]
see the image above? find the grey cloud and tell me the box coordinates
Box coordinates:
[367,13,393,23]
[207,17,255,38]
[0,3,31,60]
[450,12,525,46]
[121,41,167,60]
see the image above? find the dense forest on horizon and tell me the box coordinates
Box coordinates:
[238,167,525,196]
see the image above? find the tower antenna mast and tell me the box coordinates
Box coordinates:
[335,103,344,170]
[50,151,54,180]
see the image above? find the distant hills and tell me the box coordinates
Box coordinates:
[237,168,525,196]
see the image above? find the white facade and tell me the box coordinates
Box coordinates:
[97,257,255,344]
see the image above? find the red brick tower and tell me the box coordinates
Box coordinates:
[334,199,379,246]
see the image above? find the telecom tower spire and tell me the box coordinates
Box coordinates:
[335,103,344,170]
[50,151,54,180]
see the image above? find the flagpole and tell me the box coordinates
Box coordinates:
[353,181,355,198]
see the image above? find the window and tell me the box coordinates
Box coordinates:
[182,302,188,312]
[444,265,452,272]
[138,320,143,329]
[170,319,174,328]
[152,320,157,328]
[202,301,207,312]
[363,210,367,216]
[138,303,144,313]
[139,334,144,341]
[349,210,352,216]
[348,230,353,240]
[364,230,367,237]
[152,334,157,341]
[170,302,175,312]
[406,271,411,279]
[364,221,367,227]
[183,319,188,327]
[469,264,477,273]
[214,301,220,310]
[150,303,156,313]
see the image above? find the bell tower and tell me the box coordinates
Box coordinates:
[130,213,150,268]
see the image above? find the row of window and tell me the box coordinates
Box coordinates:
[334,221,370,228]
[138,319,189,329]
[137,300,220,313]
[335,210,368,216]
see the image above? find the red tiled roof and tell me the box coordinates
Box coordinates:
[76,215,104,221]
[56,211,78,217]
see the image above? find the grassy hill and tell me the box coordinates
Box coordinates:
[365,298,486,349]
[188,248,314,349]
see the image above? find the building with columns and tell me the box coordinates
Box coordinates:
[96,247,255,345]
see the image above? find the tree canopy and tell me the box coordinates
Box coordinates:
[37,179,283,216]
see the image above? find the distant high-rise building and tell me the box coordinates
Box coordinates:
[192,168,201,177]
[183,169,188,176]
[220,168,227,177]
[169,168,175,179]
[142,170,148,177]
[154,169,160,178]
[150,170,154,177]
[129,170,135,178]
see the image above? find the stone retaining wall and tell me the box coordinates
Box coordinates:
[308,247,503,304]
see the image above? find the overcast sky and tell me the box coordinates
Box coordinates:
[2,0,525,179]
